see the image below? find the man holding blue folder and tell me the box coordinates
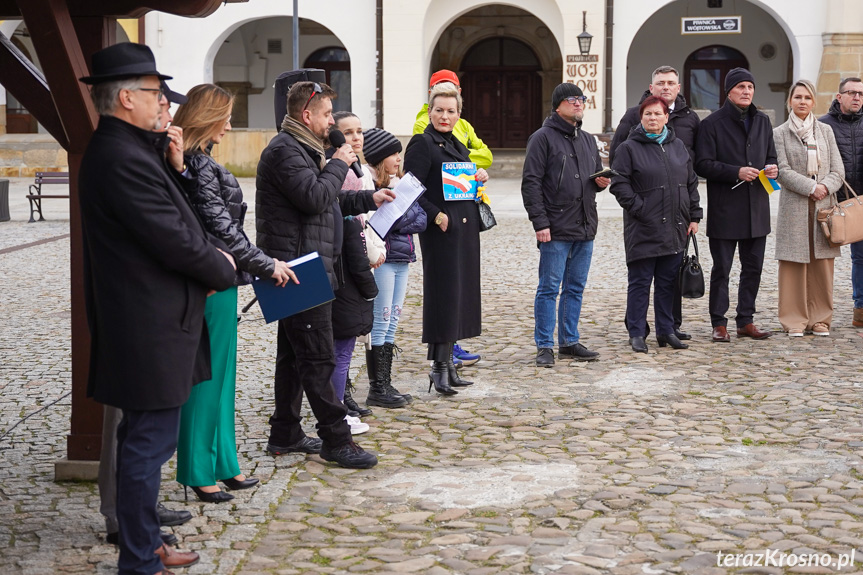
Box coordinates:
[256,79,394,469]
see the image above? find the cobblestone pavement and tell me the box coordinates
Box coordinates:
[3,176,863,574]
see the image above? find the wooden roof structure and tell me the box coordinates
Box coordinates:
[0,0,244,464]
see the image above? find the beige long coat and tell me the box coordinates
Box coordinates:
[774,119,845,263]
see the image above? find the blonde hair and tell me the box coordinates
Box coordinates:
[172,84,234,153]
[787,79,816,113]
[371,158,404,189]
[428,81,462,114]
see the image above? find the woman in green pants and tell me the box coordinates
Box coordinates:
[172,85,296,502]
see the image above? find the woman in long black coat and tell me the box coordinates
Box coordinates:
[611,96,702,353]
[403,82,489,395]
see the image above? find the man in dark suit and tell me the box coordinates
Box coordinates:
[79,43,236,575]
[695,68,778,342]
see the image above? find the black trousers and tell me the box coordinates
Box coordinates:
[708,236,767,328]
[672,272,683,331]
[116,407,180,575]
[427,342,452,362]
[269,302,350,448]
[626,253,682,338]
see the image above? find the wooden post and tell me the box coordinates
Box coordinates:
[18,0,110,471]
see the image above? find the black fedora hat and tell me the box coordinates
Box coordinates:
[80,42,172,84]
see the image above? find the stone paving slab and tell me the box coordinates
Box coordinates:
[1,177,862,574]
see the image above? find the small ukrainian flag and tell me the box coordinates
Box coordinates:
[758,169,781,195]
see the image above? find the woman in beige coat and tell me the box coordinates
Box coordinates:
[774,79,845,336]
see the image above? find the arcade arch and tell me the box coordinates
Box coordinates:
[211,17,349,129]
[625,0,793,121]
[430,4,562,148]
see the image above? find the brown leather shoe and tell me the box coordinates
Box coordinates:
[854,308,863,327]
[736,323,772,339]
[712,326,731,342]
[155,543,199,568]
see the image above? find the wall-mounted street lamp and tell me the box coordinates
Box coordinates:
[578,11,593,55]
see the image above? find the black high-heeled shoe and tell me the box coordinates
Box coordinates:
[446,346,473,387]
[220,476,259,490]
[657,333,689,349]
[428,361,457,395]
[184,485,234,503]
[629,336,648,353]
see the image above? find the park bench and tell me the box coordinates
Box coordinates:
[27,171,69,222]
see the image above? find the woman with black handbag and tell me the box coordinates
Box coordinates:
[611,96,702,353]
[403,81,489,394]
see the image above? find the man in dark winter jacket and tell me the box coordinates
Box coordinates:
[695,67,778,343]
[256,81,394,469]
[609,65,700,165]
[820,77,863,326]
[521,83,610,367]
[609,65,701,340]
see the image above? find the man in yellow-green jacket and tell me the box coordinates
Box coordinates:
[412,69,492,366]
[412,69,493,170]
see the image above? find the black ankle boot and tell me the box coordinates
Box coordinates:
[428,361,457,395]
[366,346,408,408]
[446,344,473,387]
[382,342,413,403]
[344,376,372,417]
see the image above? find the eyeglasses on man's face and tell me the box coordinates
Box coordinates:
[303,83,324,112]
[563,95,588,105]
[136,87,164,100]
[841,90,863,99]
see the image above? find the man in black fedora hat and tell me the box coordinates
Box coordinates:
[95,79,196,554]
[79,42,237,575]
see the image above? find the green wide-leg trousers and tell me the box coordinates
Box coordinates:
[176,286,241,486]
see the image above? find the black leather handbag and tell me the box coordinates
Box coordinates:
[478,201,497,232]
[678,232,705,299]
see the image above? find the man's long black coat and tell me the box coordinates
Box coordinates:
[695,98,777,240]
[79,115,236,411]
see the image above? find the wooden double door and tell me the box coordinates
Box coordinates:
[462,69,542,149]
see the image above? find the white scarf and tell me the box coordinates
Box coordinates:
[789,112,819,176]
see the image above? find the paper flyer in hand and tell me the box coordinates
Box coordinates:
[367,172,426,239]
[442,162,478,201]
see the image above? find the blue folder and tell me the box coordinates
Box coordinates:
[251,252,334,323]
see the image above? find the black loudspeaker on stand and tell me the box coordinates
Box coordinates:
[272,68,327,129]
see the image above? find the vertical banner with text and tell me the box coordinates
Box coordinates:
[565,55,599,110]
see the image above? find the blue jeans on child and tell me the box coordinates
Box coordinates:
[534,240,594,349]
[371,262,410,346]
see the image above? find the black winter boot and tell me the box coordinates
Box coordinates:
[366,346,408,408]
[344,376,372,417]
[382,342,413,403]
[447,343,473,387]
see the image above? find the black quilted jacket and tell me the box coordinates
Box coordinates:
[820,99,863,201]
[186,150,274,285]
[255,131,376,288]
